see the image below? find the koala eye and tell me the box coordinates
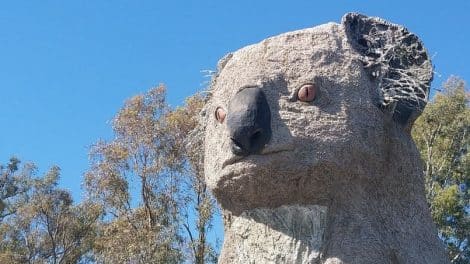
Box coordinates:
[215,107,226,123]
[297,84,317,102]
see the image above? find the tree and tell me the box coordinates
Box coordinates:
[0,159,100,264]
[84,85,183,263]
[84,85,218,263]
[1,157,30,222]
[412,76,470,263]
[166,94,219,264]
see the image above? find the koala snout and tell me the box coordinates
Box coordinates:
[227,87,271,156]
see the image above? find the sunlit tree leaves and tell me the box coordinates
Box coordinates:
[413,76,470,263]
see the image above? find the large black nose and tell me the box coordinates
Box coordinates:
[227,87,271,156]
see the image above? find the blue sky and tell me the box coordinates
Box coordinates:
[1,0,469,247]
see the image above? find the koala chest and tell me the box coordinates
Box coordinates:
[220,205,328,264]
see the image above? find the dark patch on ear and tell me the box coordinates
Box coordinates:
[342,12,433,131]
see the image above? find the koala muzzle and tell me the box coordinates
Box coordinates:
[227,87,271,156]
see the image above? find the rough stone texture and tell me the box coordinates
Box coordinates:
[202,13,449,264]
[223,205,327,263]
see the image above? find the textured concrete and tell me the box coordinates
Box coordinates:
[202,13,449,264]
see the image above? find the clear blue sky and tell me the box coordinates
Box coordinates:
[1,0,469,247]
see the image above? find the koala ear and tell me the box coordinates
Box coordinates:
[342,13,433,131]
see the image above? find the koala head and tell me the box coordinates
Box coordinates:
[202,13,432,215]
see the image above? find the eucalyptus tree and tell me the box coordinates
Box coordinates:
[0,159,99,264]
[412,76,470,263]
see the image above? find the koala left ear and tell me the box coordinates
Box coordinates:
[342,12,433,131]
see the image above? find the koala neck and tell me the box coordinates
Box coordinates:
[219,204,327,264]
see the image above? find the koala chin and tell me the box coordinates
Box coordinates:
[202,13,449,264]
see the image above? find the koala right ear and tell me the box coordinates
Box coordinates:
[342,13,433,131]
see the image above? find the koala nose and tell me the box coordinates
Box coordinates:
[227,87,271,156]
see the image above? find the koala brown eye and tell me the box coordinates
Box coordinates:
[297,84,317,102]
[215,107,226,123]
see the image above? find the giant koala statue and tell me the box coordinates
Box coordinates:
[202,13,448,264]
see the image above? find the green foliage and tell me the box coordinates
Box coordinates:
[0,157,32,222]
[84,85,218,263]
[167,93,219,264]
[0,159,100,264]
[412,76,470,263]
[84,85,183,263]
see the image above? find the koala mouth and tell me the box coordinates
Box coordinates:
[221,146,294,169]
